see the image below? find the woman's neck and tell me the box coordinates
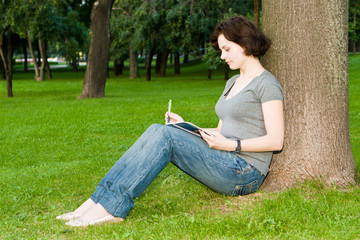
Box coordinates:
[239,57,265,78]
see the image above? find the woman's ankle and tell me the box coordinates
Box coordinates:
[73,198,96,215]
[80,203,112,221]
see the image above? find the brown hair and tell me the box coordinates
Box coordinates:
[211,16,271,58]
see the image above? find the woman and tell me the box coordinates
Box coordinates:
[57,16,284,227]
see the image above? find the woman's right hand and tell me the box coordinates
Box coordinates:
[165,112,184,124]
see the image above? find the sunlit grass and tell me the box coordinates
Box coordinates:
[0,57,359,239]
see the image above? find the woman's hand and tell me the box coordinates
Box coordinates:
[165,112,184,124]
[199,130,237,152]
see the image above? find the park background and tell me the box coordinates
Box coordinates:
[1,0,360,239]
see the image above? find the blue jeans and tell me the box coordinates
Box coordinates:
[90,124,265,218]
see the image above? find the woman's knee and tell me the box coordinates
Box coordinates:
[144,124,169,137]
[147,123,166,133]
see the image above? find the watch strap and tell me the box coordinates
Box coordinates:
[235,139,241,154]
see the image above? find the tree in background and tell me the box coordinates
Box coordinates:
[261,0,356,190]
[80,0,114,98]
[349,0,359,54]
[202,46,224,79]
[0,0,19,97]
[0,28,14,97]
[110,12,129,77]
[31,2,63,81]
[111,0,142,79]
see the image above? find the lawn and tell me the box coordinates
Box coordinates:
[1,57,360,239]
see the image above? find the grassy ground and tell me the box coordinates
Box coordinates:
[1,57,360,239]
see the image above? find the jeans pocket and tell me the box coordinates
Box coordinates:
[231,178,261,196]
[234,157,254,174]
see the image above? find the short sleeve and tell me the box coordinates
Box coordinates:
[257,75,284,103]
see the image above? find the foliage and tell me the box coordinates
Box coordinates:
[202,44,223,70]
[0,56,359,239]
[110,0,253,60]
[55,2,89,65]
[349,0,360,44]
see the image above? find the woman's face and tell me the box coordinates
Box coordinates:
[218,34,248,70]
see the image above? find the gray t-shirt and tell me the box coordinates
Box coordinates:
[215,70,284,175]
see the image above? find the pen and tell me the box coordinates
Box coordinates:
[167,99,172,123]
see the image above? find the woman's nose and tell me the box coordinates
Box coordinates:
[220,51,226,60]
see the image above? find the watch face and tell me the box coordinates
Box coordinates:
[235,140,241,153]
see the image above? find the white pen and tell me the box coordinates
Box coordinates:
[167,99,172,123]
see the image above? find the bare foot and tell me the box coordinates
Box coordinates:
[56,198,96,221]
[79,203,111,222]
[73,198,96,216]
[65,203,124,227]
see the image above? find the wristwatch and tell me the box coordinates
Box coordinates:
[234,140,241,154]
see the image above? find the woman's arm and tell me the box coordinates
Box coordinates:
[200,100,284,152]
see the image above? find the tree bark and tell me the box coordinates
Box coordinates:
[23,42,28,72]
[36,39,46,81]
[174,51,180,74]
[0,58,5,79]
[71,56,78,72]
[113,59,123,76]
[146,42,156,81]
[27,30,40,79]
[0,28,14,97]
[224,64,229,80]
[44,41,52,79]
[261,0,356,191]
[80,0,114,98]
[183,54,189,64]
[158,47,169,77]
[253,0,260,27]
[155,51,161,74]
[129,47,139,79]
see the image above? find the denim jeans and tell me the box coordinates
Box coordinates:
[90,124,265,219]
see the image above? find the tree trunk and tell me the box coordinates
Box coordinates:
[23,42,28,72]
[129,47,139,79]
[353,0,357,54]
[80,0,114,98]
[113,59,123,76]
[183,54,189,64]
[146,42,156,81]
[0,58,5,79]
[36,39,46,81]
[174,51,180,74]
[254,0,260,27]
[207,68,212,79]
[261,0,356,191]
[158,47,169,77]
[155,51,161,74]
[0,28,14,97]
[27,30,40,79]
[44,41,52,79]
[224,64,229,80]
[71,56,78,72]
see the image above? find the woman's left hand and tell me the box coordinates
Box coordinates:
[199,130,236,152]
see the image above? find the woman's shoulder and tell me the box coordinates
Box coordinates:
[259,70,280,83]
[254,70,282,89]
[254,70,284,100]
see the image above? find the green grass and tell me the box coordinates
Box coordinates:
[1,57,360,239]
